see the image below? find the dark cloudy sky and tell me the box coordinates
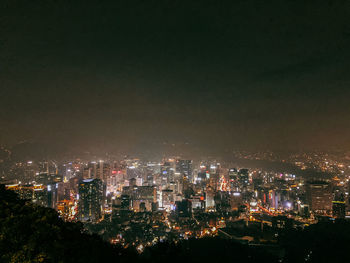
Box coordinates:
[1,0,350,156]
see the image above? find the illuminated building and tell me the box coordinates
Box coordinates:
[161,189,174,210]
[87,161,97,178]
[196,171,207,187]
[256,187,270,206]
[205,187,215,211]
[126,160,143,180]
[57,200,76,221]
[78,179,103,222]
[229,168,239,191]
[6,184,51,207]
[298,204,310,217]
[238,169,249,188]
[214,191,231,212]
[6,184,33,200]
[122,185,157,211]
[36,172,62,185]
[96,161,111,182]
[228,168,238,177]
[306,181,333,214]
[83,167,93,179]
[208,163,220,190]
[57,182,71,201]
[189,196,205,211]
[47,183,59,209]
[176,160,193,181]
[33,186,49,207]
[161,161,175,185]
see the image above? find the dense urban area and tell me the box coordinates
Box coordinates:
[1,145,350,262]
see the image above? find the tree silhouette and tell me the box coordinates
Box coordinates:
[0,185,133,263]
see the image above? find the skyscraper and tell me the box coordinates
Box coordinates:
[238,169,249,188]
[176,160,193,181]
[78,179,103,222]
[306,181,333,214]
[96,161,111,182]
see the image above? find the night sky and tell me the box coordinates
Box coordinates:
[1,0,350,157]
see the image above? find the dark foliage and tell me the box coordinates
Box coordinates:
[0,185,134,263]
[141,237,278,263]
[280,220,350,263]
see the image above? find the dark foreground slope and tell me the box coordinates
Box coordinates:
[0,185,135,263]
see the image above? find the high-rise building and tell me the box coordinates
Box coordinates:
[161,189,174,210]
[176,160,193,181]
[87,162,98,178]
[228,168,239,191]
[238,169,249,188]
[78,179,103,222]
[205,187,215,211]
[96,161,111,182]
[161,160,176,185]
[306,181,333,214]
[196,171,207,187]
[47,183,59,209]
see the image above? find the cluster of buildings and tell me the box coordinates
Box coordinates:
[3,156,350,248]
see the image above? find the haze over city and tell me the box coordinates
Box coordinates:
[2,1,350,263]
[2,1,350,158]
